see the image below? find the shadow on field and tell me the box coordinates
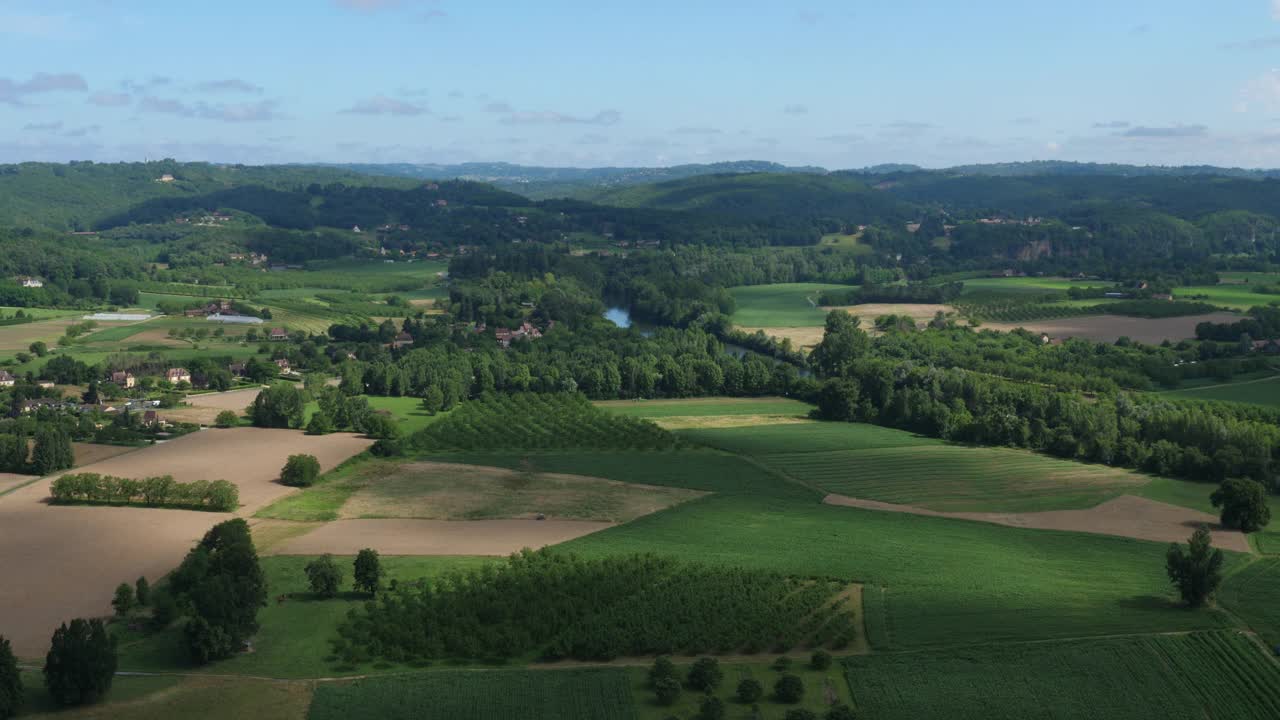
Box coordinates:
[1116,594,1180,611]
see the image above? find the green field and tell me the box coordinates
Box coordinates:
[843,631,1280,720]
[366,395,443,434]
[117,555,495,678]
[1161,375,1280,409]
[1220,558,1280,646]
[1184,273,1280,310]
[818,232,874,255]
[308,669,637,720]
[729,283,853,327]
[562,494,1237,650]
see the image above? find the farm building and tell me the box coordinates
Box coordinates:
[17,276,43,288]
[207,313,264,325]
[110,371,136,388]
[269,327,288,341]
[0,370,14,387]
[166,367,192,384]
[392,331,414,349]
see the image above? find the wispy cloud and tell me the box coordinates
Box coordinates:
[193,78,263,94]
[0,72,88,105]
[0,13,72,38]
[672,126,721,135]
[88,92,131,107]
[340,95,428,115]
[1119,124,1208,138]
[500,109,621,126]
[139,96,282,122]
[22,121,63,132]
[783,104,808,115]
[1238,69,1280,112]
[818,133,865,144]
[1092,120,1130,129]
[1274,0,1280,20]
[334,0,401,11]
[483,101,514,113]
[1219,35,1280,50]
[63,125,101,138]
[122,76,172,94]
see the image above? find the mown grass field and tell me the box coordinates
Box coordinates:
[561,493,1238,650]
[308,669,637,720]
[366,395,443,435]
[116,555,495,678]
[843,631,1280,720]
[1160,375,1280,409]
[19,675,309,720]
[729,283,853,327]
[1220,558,1280,647]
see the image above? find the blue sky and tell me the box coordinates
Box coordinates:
[2,0,1280,168]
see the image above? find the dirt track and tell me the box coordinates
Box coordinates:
[268,518,614,556]
[822,493,1251,553]
[0,429,371,659]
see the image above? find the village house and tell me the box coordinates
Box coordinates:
[391,331,414,349]
[156,174,175,183]
[18,276,43,288]
[274,358,292,373]
[495,322,544,349]
[36,380,55,389]
[228,361,248,377]
[0,370,14,387]
[166,367,192,385]
[269,327,288,341]
[110,371,136,389]
[1251,339,1280,355]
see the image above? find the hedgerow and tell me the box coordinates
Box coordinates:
[49,473,239,511]
[412,393,677,452]
[334,549,852,664]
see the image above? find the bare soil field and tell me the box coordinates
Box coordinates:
[339,461,704,522]
[0,429,371,659]
[737,326,826,351]
[72,441,140,467]
[268,517,614,556]
[121,329,195,346]
[823,493,1251,553]
[0,471,30,495]
[981,312,1241,345]
[652,415,816,430]
[821,303,960,327]
[162,387,267,425]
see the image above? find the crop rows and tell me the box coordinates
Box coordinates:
[843,632,1280,720]
[308,669,637,720]
[414,393,678,452]
[334,549,854,664]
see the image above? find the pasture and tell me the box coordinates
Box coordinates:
[1160,374,1280,409]
[597,396,814,428]
[0,428,371,659]
[308,669,637,720]
[843,631,1280,720]
[728,283,852,327]
[561,493,1239,650]
[117,555,495,679]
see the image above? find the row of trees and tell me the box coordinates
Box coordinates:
[0,425,74,476]
[49,473,239,511]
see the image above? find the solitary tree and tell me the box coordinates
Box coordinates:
[168,519,267,664]
[774,674,805,704]
[305,555,343,598]
[306,411,334,436]
[111,583,135,616]
[1166,525,1225,608]
[653,676,681,706]
[214,410,239,428]
[249,383,304,428]
[687,657,723,692]
[0,636,21,720]
[1211,478,1271,533]
[422,386,444,415]
[280,454,321,487]
[43,619,117,707]
[698,695,726,720]
[810,649,832,670]
[31,426,74,475]
[737,677,763,703]
[134,577,150,606]
[29,341,47,357]
[353,548,383,596]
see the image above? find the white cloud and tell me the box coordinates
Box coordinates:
[139,96,282,122]
[193,79,264,94]
[0,72,88,105]
[88,92,131,107]
[1273,0,1280,20]
[1238,68,1280,112]
[499,109,620,126]
[340,95,427,116]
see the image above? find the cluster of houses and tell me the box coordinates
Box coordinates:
[227,252,269,266]
[0,370,51,388]
[494,322,545,349]
[184,299,234,317]
[17,276,44,288]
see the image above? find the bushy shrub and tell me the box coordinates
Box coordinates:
[687,657,723,692]
[280,454,321,487]
[305,555,343,598]
[654,676,681,706]
[214,410,240,428]
[737,677,763,703]
[43,619,116,707]
[698,696,725,720]
[0,636,21,720]
[775,674,804,703]
[810,649,832,670]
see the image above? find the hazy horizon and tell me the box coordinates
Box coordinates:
[3,0,1280,168]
